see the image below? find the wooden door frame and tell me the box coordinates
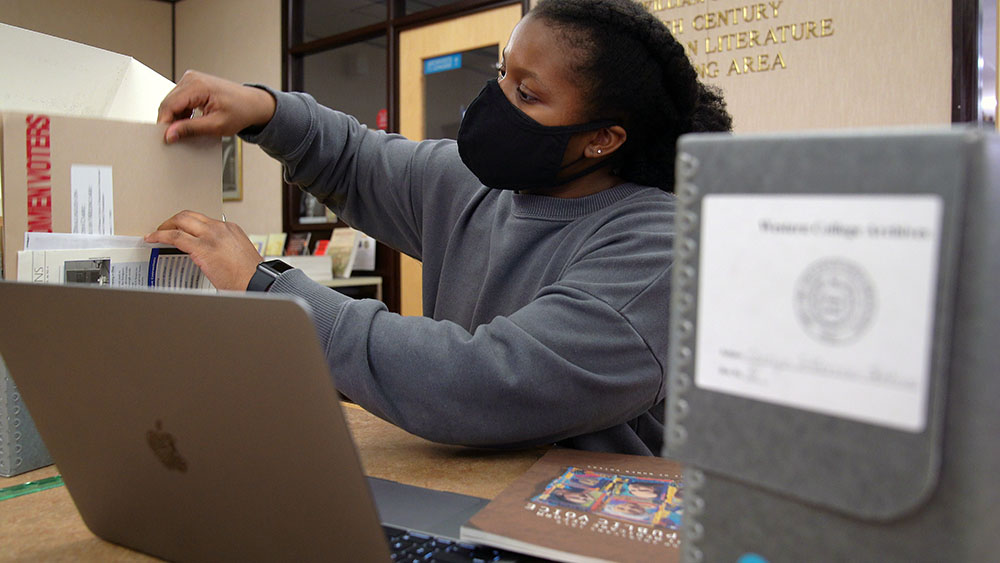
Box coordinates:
[395,3,524,316]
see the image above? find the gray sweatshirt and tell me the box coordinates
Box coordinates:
[242,89,674,455]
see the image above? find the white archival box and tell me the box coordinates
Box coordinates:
[0,22,174,122]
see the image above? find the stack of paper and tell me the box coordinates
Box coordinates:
[18,233,212,290]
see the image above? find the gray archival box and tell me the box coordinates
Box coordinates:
[0,355,51,476]
[665,128,1000,561]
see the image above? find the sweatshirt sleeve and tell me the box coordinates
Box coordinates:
[245,87,667,449]
[240,88,476,260]
[269,248,667,450]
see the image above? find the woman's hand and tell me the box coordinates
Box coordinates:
[158,70,277,144]
[145,210,263,291]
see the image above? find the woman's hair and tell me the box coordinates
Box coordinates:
[531,0,733,191]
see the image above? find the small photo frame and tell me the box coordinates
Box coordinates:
[222,135,243,201]
[299,192,334,225]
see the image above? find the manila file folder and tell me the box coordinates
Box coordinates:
[664,129,999,561]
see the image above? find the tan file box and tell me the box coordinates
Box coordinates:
[1,112,222,279]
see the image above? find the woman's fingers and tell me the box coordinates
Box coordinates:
[157,70,276,144]
[146,211,263,291]
[163,112,226,144]
[144,227,200,254]
[154,210,213,236]
[157,77,208,125]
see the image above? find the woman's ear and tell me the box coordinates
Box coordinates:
[586,125,627,158]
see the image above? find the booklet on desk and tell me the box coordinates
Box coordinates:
[460,448,683,563]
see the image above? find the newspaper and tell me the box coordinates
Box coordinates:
[17,234,212,290]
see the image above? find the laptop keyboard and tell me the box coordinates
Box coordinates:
[383,525,532,562]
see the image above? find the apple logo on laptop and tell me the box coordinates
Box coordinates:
[146,420,189,473]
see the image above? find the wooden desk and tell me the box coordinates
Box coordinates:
[0,404,546,561]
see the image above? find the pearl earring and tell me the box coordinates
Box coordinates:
[596,149,603,155]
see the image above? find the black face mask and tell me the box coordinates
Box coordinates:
[457,79,617,191]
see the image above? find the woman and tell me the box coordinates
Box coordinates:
[148,0,732,455]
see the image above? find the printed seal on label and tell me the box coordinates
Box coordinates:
[793,258,876,345]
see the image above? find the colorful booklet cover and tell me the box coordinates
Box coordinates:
[461,448,683,563]
[285,232,312,256]
[247,234,268,256]
[313,239,330,256]
[327,227,361,278]
[263,232,287,257]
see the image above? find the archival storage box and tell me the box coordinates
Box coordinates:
[665,128,1000,562]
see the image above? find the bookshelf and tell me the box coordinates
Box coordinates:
[282,186,400,313]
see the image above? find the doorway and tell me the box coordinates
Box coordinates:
[397,3,523,316]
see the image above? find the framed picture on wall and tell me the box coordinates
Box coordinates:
[222,135,243,201]
[298,192,337,225]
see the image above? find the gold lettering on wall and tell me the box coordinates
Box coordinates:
[644,1,836,79]
[640,0,708,11]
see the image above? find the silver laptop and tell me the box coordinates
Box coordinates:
[0,281,507,562]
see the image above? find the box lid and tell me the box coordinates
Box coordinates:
[0,23,173,123]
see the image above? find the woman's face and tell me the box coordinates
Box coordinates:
[627,483,658,499]
[608,502,647,516]
[497,15,589,129]
[560,490,592,505]
[574,476,602,487]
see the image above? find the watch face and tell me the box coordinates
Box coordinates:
[263,260,295,275]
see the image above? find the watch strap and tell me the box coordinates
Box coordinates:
[246,260,295,292]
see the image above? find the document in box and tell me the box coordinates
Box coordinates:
[17,240,212,290]
[70,164,114,235]
[24,232,152,251]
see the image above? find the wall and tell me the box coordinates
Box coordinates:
[519,0,956,132]
[0,0,172,79]
[175,0,284,234]
[654,0,952,132]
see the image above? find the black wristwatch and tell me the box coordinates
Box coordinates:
[246,259,295,292]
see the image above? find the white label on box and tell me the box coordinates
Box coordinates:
[71,164,114,235]
[694,194,942,432]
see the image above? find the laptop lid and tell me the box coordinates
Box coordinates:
[0,281,391,562]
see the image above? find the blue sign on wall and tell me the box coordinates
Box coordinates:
[424,53,463,75]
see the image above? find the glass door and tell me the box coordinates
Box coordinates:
[397,4,523,316]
